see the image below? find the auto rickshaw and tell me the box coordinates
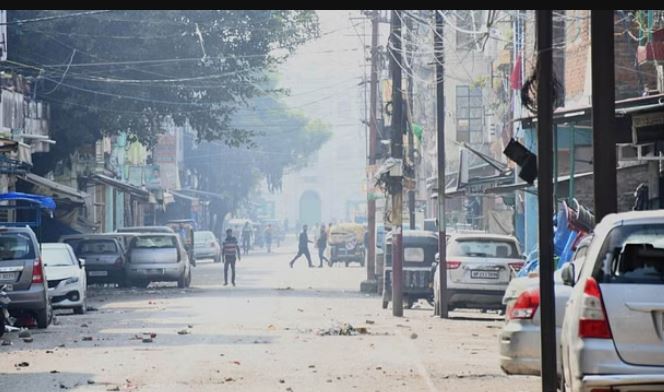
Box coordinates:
[166,219,197,267]
[382,230,438,309]
[327,222,366,267]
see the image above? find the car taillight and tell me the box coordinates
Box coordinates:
[32,257,44,284]
[446,260,461,269]
[509,288,539,319]
[578,277,612,339]
[508,262,524,271]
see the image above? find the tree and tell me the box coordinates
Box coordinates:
[185,94,331,234]
[3,10,319,174]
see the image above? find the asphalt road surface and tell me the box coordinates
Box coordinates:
[0,237,538,391]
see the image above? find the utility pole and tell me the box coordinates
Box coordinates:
[361,10,379,292]
[406,13,416,230]
[389,10,404,317]
[434,9,448,319]
[591,10,617,222]
[535,10,557,392]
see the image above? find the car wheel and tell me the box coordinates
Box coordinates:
[404,297,414,309]
[73,301,86,315]
[426,297,435,307]
[328,259,334,267]
[345,260,349,267]
[214,255,221,263]
[177,273,187,288]
[35,306,50,329]
[381,300,388,309]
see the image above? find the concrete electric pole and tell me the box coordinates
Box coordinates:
[389,10,404,317]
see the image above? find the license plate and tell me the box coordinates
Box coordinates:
[471,270,499,279]
[0,272,16,281]
[89,271,108,277]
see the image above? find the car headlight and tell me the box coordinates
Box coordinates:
[65,277,79,285]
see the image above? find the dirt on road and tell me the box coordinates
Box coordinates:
[0,243,538,391]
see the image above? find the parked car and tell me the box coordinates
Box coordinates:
[499,235,593,377]
[125,233,192,288]
[65,235,127,286]
[433,233,523,312]
[561,211,664,392]
[42,243,87,314]
[327,222,366,267]
[194,230,221,263]
[0,226,51,328]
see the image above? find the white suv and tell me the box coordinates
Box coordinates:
[560,210,664,391]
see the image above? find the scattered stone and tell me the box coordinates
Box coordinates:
[46,350,54,353]
[278,379,285,383]
[80,323,89,328]
[410,333,418,339]
[376,366,382,370]
[15,362,29,367]
[308,365,315,368]
[231,360,241,365]
[187,324,193,328]
[142,338,153,343]
[58,344,66,348]
[297,308,304,312]
[177,329,190,335]
[59,383,67,389]
[18,330,31,338]
[82,336,93,341]
[87,380,95,385]
[22,337,33,343]
[224,377,234,382]
[326,379,332,383]
[50,370,59,374]
[107,387,120,391]
[276,286,293,291]
[365,320,375,324]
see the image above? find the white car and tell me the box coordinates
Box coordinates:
[42,243,87,314]
[561,210,664,391]
[434,233,524,312]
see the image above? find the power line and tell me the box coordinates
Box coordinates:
[0,10,113,25]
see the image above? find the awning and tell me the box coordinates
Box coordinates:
[19,173,87,205]
[88,174,149,201]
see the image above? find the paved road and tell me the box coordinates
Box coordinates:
[0,239,538,391]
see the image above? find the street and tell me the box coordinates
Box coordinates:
[0,238,538,392]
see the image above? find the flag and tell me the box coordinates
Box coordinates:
[510,54,522,90]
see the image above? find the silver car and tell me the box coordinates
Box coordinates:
[194,231,221,263]
[499,235,592,377]
[561,210,664,391]
[125,233,192,288]
[0,226,52,328]
[434,233,524,312]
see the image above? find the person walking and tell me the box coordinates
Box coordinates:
[241,222,252,255]
[222,228,241,286]
[264,224,273,253]
[289,224,313,268]
[316,225,329,268]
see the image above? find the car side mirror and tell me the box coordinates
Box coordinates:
[78,258,86,267]
[561,263,576,286]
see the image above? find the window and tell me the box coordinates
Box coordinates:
[449,238,519,259]
[132,235,177,249]
[0,233,35,261]
[598,224,664,284]
[456,85,483,143]
[404,247,425,263]
[77,240,118,255]
[42,247,75,267]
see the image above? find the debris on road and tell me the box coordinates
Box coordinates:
[410,333,418,339]
[177,329,190,335]
[22,337,33,343]
[87,380,95,385]
[275,286,293,291]
[18,330,31,338]
[82,336,93,341]
[15,361,29,367]
[142,338,153,343]
[365,319,375,324]
[317,323,369,336]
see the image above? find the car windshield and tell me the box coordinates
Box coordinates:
[194,232,214,244]
[449,238,519,258]
[132,236,177,249]
[0,233,35,261]
[77,240,118,255]
[42,247,74,266]
[598,223,664,284]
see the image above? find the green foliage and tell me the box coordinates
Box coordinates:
[3,10,319,172]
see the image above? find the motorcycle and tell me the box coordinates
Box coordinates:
[0,284,11,338]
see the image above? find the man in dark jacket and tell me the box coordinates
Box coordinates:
[222,228,241,286]
[289,224,313,268]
